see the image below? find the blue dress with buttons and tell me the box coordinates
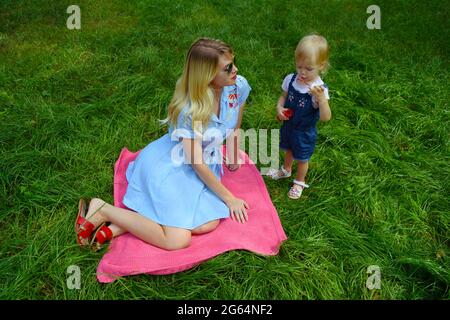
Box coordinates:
[122,76,251,230]
[280,74,325,161]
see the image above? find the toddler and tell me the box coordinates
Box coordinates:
[269,34,332,199]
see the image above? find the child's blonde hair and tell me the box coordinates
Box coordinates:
[295,34,330,74]
[166,38,234,134]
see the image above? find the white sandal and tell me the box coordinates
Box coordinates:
[288,180,309,199]
[266,166,292,180]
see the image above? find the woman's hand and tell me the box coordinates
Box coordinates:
[223,154,242,172]
[226,197,249,223]
[226,163,241,171]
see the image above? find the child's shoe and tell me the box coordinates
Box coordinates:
[288,180,309,199]
[267,166,292,180]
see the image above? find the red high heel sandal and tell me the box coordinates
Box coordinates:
[91,224,113,251]
[75,199,96,246]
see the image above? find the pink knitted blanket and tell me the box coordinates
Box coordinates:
[97,147,287,283]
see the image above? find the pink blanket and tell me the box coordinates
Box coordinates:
[97,147,287,283]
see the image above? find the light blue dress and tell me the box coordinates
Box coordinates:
[123,76,251,230]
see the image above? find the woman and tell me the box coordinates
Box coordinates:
[75,38,252,251]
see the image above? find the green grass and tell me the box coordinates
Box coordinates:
[0,0,448,299]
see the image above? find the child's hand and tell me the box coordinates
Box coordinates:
[309,85,327,104]
[276,107,291,121]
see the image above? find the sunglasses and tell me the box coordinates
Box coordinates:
[224,58,236,75]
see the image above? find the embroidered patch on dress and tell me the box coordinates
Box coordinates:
[288,93,294,102]
[298,97,306,108]
[228,93,238,108]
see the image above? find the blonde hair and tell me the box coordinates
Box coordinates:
[295,34,330,74]
[165,38,233,134]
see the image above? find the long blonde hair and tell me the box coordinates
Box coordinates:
[165,38,233,134]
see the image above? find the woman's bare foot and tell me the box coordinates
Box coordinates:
[76,198,108,246]
[85,198,108,230]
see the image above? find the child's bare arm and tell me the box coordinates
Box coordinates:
[276,91,289,121]
[317,99,331,122]
[310,85,331,122]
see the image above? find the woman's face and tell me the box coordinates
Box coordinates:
[210,54,238,89]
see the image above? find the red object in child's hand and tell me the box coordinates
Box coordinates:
[283,109,293,118]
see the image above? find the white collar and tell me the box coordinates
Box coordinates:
[292,76,324,93]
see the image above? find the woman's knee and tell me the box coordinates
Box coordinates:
[192,219,220,235]
[163,229,191,250]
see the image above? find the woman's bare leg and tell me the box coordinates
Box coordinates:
[85,198,191,250]
[191,219,220,235]
[107,224,127,238]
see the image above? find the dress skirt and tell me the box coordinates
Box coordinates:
[122,133,229,230]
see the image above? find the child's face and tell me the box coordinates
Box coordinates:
[211,54,238,88]
[295,57,323,85]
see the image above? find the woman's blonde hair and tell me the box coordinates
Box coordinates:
[165,38,233,134]
[295,34,330,74]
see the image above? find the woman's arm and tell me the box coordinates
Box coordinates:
[182,137,249,223]
[225,103,246,166]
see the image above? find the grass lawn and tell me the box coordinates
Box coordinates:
[0,0,448,299]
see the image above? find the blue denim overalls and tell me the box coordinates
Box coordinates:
[279,74,322,161]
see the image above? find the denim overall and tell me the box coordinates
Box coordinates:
[279,74,321,161]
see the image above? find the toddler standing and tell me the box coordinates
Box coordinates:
[268,34,332,199]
